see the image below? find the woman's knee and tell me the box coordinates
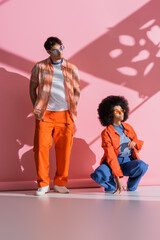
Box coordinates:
[90,163,111,182]
[137,160,149,174]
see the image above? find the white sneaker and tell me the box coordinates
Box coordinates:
[35,185,50,196]
[53,185,69,194]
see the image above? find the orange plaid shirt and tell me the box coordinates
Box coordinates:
[30,57,80,121]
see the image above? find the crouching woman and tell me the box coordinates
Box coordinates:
[90,96,148,194]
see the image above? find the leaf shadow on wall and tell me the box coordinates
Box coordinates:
[69,0,160,99]
[69,138,96,180]
[0,67,36,182]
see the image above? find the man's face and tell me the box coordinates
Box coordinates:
[113,105,125,123]
[48,43,64,60]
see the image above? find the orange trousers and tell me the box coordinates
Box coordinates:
[33,110,74,187]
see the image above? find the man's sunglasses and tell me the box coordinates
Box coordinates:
[50,45,65,55]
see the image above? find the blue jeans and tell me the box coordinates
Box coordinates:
[90,156,148,192]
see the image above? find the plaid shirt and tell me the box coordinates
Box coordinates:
[30,57,80,121]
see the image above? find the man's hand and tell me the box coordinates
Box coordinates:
[128,141,136,149]
[113,177,126,194]
[34,108,42,119]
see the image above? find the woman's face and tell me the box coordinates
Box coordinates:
[113,105,125,123]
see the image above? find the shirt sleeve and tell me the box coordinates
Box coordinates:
[30,64,39,85]
[101,131,124,178]
[72,66,80,105]
[128,125,144,151]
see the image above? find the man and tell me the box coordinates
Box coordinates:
[90,95,148,194]
[30,37,80,196]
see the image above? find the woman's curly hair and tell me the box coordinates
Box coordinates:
[98,95,129,126]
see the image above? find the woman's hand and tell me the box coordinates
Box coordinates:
[128,141,136,149]
[113,177,126,194]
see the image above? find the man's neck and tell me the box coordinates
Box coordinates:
[50,57,63,64]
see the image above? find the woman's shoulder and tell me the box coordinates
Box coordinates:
[122,122,135,132]
[101,125,115,136]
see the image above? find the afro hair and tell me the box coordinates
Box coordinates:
[98,95,129,126]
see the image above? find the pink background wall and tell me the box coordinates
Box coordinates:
[0,0,159,190]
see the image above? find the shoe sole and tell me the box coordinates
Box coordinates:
[53,189,69,194]
[35,189,50,196]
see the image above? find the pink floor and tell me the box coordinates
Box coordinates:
[0,186,159,240]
